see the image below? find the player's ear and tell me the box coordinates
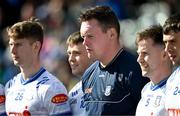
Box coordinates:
[107,28,116,40]
[33,41,41,53]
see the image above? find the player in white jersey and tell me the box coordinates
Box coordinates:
[0,84,6,116]
[5,67,71,115]
[5,17,72,115]
[66,31,94,116]
[163,13,180,115]
[135,25,172,116]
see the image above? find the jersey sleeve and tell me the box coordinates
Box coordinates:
[42,81,72,116]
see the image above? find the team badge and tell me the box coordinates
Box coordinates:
[105,86,111,96]
[154,96,162,107]
[51,94,68,104]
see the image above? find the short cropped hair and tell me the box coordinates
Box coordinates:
[79,6,120,38]
[7,17,44,46]
[66,31,83,45]
[136,25,163,46]
[163,13,180,34]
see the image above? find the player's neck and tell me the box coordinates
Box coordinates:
[100,44,123,67]
[20,63,41,80]
[151,69,171,85]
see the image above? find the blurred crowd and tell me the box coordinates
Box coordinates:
[0,0,179,90]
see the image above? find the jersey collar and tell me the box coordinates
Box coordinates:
[20,67,46,85]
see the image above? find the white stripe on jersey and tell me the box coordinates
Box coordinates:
[5,67,71,116]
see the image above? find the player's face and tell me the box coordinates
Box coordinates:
[137,38,164,77]
[9,38,36,68]
[80,19,110,61]
[67,43,92,76]
[163,32,180,66]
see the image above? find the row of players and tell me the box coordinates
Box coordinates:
[0,5,179,116]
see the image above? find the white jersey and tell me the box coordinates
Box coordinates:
[136,79,168,116]
[69,81,86,116]
[5,67,72,116]
[165,66,180,116]
[0,84,5,115]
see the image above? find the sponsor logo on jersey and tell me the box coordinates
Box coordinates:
[168,109,180,116]
[22,106,31,116]
[8,106,31,116]
[0,95,5,104]
[51,94,68,104]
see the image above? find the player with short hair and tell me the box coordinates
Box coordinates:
[5,17,72,115]
[79,6,149,115]
[67,31,94,116]
[163,13,180,115]
[135,25,172,116]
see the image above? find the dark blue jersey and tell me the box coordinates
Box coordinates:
[82,49,149,115]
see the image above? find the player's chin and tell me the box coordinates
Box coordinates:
[14,61,23,67]
[88,53,93,59]
[142,71,148,77]
[13,61,20,66]
[72,70,79,76]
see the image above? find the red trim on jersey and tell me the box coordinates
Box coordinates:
[0,95,5,104]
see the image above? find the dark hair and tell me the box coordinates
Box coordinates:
[7,17,44,47]
[136,25,163,46]
[66,31,83,45]
[79,6,120,38]
[163,13,180,34]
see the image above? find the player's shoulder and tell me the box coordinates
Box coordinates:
[38,69,61,83]
[120,49,137,60]
[5,73,21,89]
[141,82,151,93]
[85,61,99,72]
[37,69,67,93]
[69,81,82,97]
[82,61,99,80]
[173,66,180,75]
[167,66,180,83]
